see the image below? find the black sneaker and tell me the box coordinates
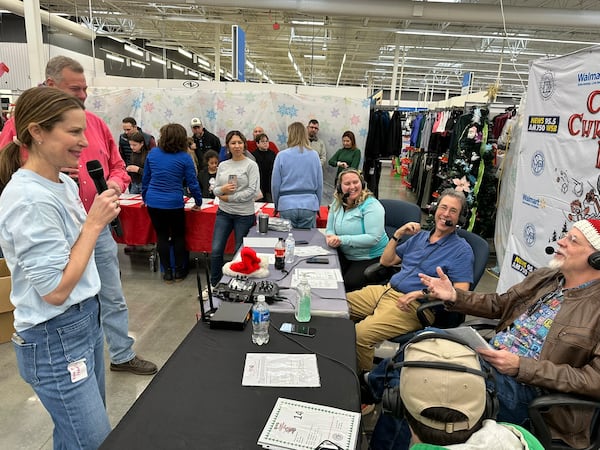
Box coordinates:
[174,267,188,282]
[163,269,174,283]
[110,356,158,375]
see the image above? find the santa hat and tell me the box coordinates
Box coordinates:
[223,247,270,278]
[573,219,600,250]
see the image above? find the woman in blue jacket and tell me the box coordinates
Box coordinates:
[325,168,388,292]
[142,123,202,283]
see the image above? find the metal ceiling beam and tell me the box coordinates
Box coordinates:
[0,0,95,40]
[194,0,600,29]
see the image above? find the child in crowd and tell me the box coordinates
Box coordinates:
[126,131,150,194]
[198,149,219,198]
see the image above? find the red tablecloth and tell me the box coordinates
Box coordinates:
[115,196,328,253]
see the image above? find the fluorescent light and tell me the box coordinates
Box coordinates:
[188,69,199,77]
[304,55,326,60]
[172,64,184,72]
[106,54,124,63]
[151,56,166,65]
[198,59,210,68]
[288,51,294,63]
[131,61,145,69]
[178,48,193,59]
[124,44,144,57]
[290,20,324,26]
[107,35,126,44]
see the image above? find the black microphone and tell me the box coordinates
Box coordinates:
[545,246,555,255]
[86,160,123,237]
[444,219,454,227]
[342,192,350,203]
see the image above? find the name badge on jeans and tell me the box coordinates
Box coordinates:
[67,359,88,383]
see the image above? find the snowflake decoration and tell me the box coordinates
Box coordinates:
[331,108,340,118]
[236,106,245,115]
[206,109,217,121]
[359,128,368,138]
[144,102,154,113]
[350,114,361,125]
[452,176,471,193]
[216,99,226,111]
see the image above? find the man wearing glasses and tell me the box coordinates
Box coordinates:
[307,119,327,167]
[190,117,221,169]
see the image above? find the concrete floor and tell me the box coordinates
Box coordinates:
[0,164,498,449]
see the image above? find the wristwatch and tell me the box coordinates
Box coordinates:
[391,235,399,242]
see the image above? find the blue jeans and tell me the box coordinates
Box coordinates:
[129,181,142,194]
[210,209,255,286]
[13,297,111,450]
[366,329,542,449]
[95,226,135,364]
[279,209,316,229]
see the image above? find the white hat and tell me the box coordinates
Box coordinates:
[190,117,202,127]
[573,219,600,250]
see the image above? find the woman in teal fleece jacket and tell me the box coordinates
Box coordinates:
[325,168,388,292]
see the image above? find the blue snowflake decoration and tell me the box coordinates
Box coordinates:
[359,128,368,138]
[277,104,298,118]
[132,97,142,110]
[206,109,217,121]
[277,133,287,146]
[362,98,371,108]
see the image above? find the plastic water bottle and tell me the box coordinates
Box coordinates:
[295,274,311,322]
[285,232,295,264]
[252,295,270,345]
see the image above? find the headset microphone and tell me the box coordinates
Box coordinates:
[341,192,350,203]
[545,246,555,255]
[444,219,454,227]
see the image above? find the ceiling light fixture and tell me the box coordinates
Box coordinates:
[172,64,184,72]
[290,20,325,26]
[106,54,124,63]
[124,44,144,57]
[304,55,326,60]
[151,56,166,65]
[188,69,199,77]
[130,61,145,69]
[178,48,193,59]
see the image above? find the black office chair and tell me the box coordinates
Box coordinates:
[528,394,600,450]
[379,198,422,241]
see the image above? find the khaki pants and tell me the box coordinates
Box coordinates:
[347,284,433,372]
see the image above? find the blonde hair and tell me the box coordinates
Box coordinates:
[332,168,372,211]
[287,122,311,150]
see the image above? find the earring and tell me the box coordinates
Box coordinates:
[37,141,43,145]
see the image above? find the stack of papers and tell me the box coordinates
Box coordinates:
[257,398,360,450]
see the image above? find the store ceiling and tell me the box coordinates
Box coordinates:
[36,0,600,97]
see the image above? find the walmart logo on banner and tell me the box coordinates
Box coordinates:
[577,71,600,86]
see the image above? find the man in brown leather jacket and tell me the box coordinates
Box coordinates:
[419,218,600,448]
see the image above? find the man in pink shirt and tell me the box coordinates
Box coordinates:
[0,56,157,375]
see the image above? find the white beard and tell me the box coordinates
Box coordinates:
[548,257,563,270]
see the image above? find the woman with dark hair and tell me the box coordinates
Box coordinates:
[142,123,202,283]
[126,131,150,194]
[0,87,118,448]
[328,130,362,181]
[325,168,388,291]
[209,130,260,287]
[253,132,276,203]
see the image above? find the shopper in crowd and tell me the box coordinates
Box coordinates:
[347,188,473,372]
[253,132,276,203]
[209,130,260,287]
[307,119,327,166]
[125,131,149,194]
[186,137,200,173]
[326,168,388,292]
[0,86,116,450]
[272,122,323,228]
[328,130,362,183]
[198,149,219,199]
[246,125,279,153]
[0,55,157,376]
[190,117,221,169]
[142,123,202,283]
[119,116,155,166]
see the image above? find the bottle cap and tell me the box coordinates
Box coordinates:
[257,294,266,302]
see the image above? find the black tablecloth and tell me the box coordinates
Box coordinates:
[101,313,359,449]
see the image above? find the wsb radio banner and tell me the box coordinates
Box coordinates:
[498,46,600,291]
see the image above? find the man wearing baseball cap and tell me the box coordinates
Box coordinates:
[365,219,600,449]
[396,335,542,449]
[190,117,221,168]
